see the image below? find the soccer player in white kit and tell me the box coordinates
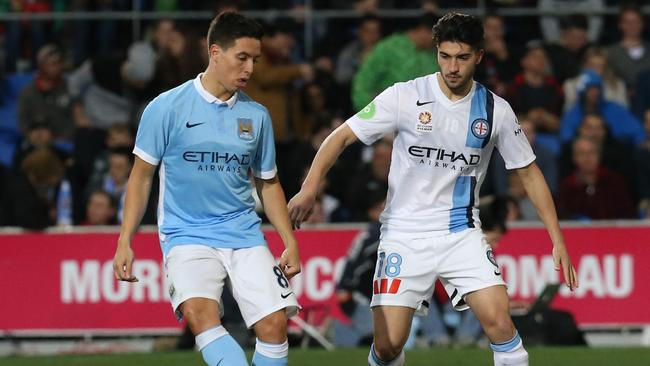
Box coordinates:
[113,13,300,366]
[289,12,578,366]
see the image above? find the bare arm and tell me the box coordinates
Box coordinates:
[113,157,157,282]
[255,176,301,279]
[288,123,359,228]
[516,162,578,290]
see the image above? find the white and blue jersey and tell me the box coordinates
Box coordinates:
[134,74,277,255]
[346,72,535,236]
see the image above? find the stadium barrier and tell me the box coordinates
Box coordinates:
[1,222,648,340]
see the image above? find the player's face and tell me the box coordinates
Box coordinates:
[437,41,483,93]
[210,37,261,92]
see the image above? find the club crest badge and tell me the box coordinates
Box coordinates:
[471,118,490,139]
[238,118,254,140]
[416,111,433,132]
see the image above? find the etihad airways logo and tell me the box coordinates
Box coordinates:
[183,151,250,173]
[408,145,480,171]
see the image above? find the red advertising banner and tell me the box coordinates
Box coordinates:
[0,224,648,334]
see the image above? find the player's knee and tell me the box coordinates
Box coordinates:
[254,311,288,343]
[484,313,515,340]
[373,338,404,361]
[181,304,218,333]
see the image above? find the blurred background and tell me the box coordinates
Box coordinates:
[0,0,649,364]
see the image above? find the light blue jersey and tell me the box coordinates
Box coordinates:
[134,74,277,255]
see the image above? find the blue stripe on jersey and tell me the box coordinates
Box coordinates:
[465,83,494,149]
[449,176,477,233]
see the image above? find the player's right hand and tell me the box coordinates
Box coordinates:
[287,189,316,229]
[113,244,139,282]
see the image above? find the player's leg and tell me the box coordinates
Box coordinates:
[437,229,527,366]
[227,246,300,366]
[369,306,414,366]
[165,245,247,366]
[180,298,247,366]
[252,309,289,366]
[368,234,438,366]
[465,285,528,366]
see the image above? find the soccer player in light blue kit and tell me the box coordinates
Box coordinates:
[113,13,301,366]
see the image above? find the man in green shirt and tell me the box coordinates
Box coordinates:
[352,13,440,110]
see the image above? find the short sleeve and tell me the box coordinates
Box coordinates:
[252,111,277,179]
[346,85,398,145]
[495,102,536,170]
[133,99,169,166]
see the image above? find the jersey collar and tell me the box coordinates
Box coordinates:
[193,73,237,108]
[432,72,476,107]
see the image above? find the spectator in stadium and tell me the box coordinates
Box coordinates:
[85,147,132,207]
[475,13,520,96]
[351,12,439,110]
[81,189,117,226]
[1,0,49,73]
[543,14,592,85]
[559,113,634,183]
[538,0,603,47]
[245,19,314,182]
[17,44,75,144]
[562,47,628,113]
[557,137,635,220]
[634,109,650,218]
[0,148,64,229]
[68,54,136,130]
[11,122,69,175]
[88,123,135,185]
[506,40,563,133]
[607,5,650,93]
[335,14,383,86]
[152,24,207,93]
[560,69,645,146]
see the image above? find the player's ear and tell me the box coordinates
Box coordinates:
[208,43,222,62]
[475,48,485,65]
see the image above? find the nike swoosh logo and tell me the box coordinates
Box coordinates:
[186,121,205,128]
[281,292,293,299]
[416,100,434,106]
[216,358,223,366]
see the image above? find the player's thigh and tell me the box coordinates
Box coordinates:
[164,245,228,324]
[372,305,415,352]
[438,228,506,310]
[370,235,438,316]
[227,245,300,329]
[464,284,515,343]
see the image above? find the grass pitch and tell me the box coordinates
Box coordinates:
[2,347,649,365]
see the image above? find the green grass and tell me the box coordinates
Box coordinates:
[2,347,650,365]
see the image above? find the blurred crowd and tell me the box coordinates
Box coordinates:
[1,0,650,230]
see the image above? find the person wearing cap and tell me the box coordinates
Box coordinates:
[17,44,74,142]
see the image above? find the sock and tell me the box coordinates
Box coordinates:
[491,331,529,366]
[367,343,405,366]
[251,338,289,366]
[195,325,248,366]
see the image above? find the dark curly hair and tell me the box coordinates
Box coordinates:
[432,12,484,50]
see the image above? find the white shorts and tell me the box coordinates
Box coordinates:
[370,228,505,315]
[164,244,300,328]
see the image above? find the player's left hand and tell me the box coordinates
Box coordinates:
[279,247,301,279]
[553,244,578,291]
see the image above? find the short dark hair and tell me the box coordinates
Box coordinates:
[432,12,484,50]
[207,12,263,50]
